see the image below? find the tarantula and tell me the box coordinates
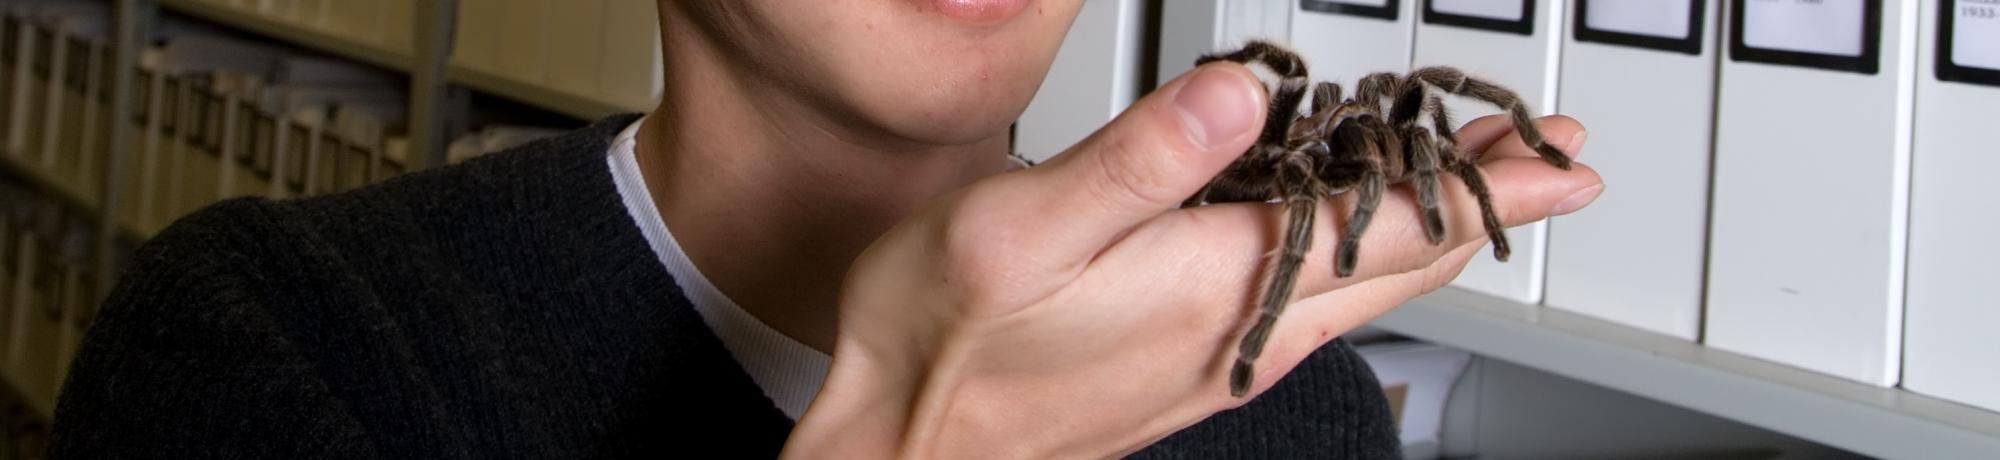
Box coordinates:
[1184,41,1572,397]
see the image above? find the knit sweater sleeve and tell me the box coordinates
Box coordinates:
[49,199,379,459]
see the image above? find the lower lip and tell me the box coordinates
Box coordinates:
[926,0,1030,25]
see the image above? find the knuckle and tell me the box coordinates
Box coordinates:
[1091,134,1186,207]
[935,192,1051,305]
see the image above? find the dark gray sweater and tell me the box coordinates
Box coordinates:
[48,115,1398,459]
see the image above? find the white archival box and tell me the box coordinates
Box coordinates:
[1015,0,1152,163]
[1705,0,1916,387]
[1154,0,1293,89]
[1291,0,1417,94]
[1903,0,2000,412]
[1544,0,1715,340]
[1413,0,1566,304]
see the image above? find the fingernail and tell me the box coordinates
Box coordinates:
[1563,131,1589,156]
[1174,66,1261,151]
[1551,184,1603,216]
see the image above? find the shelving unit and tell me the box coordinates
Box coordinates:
[0,0,651,432]
[152,0,414,72]
[446,64,627,122]
[155,0,635,122]
[1374,287,2000,458]
[0,154,101,235]
[4,0,1990,457]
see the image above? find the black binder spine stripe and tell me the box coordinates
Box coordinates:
[1728,0,1883,74]
[1301,0,1401,21]
[1574,0,1708,55]
[1423,0,1536,35]
[1939,0,2000,86]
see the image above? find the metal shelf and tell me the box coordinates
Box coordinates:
[153,0,415,72]
[1373,287,2000,459]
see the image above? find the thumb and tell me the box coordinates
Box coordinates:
[997,63,1266,269]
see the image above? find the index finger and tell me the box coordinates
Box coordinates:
[1458,114,1588,162]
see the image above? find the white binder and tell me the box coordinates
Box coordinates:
[1903,0,2000,411]
[1015,0,1151,163]
[1290,0,1418,89]
[1543,0,1715,340]
[1156,0,1291,83]
[1705,0,1916,386]
[1413,0,1566,304]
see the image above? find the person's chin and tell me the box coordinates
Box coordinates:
[911,0,1032,26]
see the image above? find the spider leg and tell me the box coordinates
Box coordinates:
[1410,96,1453,244]
[1198,41,1310,147]
[1186,153,1282,206]
[1317,120,1387,278]
[1334,170,1385,279]
[1407,66,1572,170]
[1310,81,1343,115]
[1231,152,1318,397]
[1417,94,1507,261]
[1440,132,1511,262]
[1354,72,1401,114]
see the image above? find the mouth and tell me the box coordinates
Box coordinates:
[921,0,1031,25]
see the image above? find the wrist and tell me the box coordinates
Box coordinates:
[782,337,950,459]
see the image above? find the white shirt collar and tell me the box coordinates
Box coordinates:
[605,118,831,421]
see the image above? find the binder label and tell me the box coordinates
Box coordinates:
[1424,0,1535,35]
[1941,0,2000,85]
[1586,0,1693,39]
[1316,0,1390,6]
[1575,0,1706,54]
[1431,0,1524,21]
[1953,0,1999,70]
[1300,0,1400,20]
[1743,0,1865,57]
[1729,0,1881,74]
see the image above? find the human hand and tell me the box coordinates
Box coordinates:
[783,63,1602,459]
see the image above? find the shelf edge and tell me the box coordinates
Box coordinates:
[1372,287,2000,459]
[154,0,416,72]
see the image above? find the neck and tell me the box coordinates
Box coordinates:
[634,17,1011,353]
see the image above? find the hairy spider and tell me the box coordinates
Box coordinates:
[1184,41,1572,397]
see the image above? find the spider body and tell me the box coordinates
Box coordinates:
[1185,41,1572,397]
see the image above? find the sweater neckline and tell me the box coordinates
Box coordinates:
[604,117,832,421]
